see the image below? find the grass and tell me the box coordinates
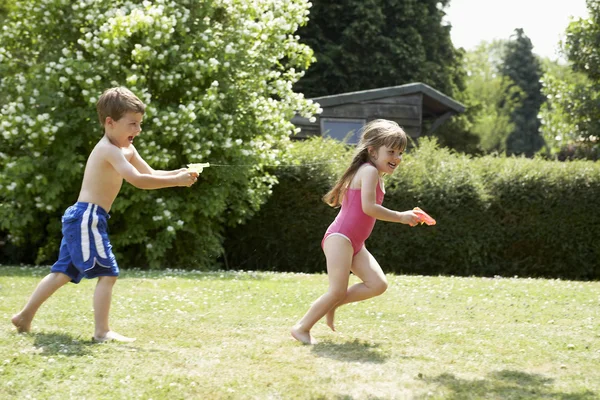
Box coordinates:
[1,265,599,399]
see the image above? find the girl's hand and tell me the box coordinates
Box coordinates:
[399,211,421,227]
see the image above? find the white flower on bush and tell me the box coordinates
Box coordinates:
[0,0,320,268]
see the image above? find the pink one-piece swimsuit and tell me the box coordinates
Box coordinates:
[322,180,385,255]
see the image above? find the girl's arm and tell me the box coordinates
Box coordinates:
[359,166,420,225]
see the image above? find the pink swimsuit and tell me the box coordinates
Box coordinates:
[322,180,385,255]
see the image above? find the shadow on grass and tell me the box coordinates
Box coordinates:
[30,331,145,356]
[32,332,96,357]
[418,370,597,399]
[311,339,390,363]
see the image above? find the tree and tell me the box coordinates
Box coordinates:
[294,0,466,100]
[539,59,597,160]
[501,29,545,157]
[0,0,319,268]
[540,0,600,160]
[464,40,522,154]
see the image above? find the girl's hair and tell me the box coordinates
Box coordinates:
[323,119,407,207]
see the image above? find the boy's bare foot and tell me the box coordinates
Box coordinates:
[93,331,136,343]
[326,308,336,332]
[291,325,317,345]
[11,313,31,333]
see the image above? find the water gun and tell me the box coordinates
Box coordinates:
[413,207,436,226]
[187,163,210,173]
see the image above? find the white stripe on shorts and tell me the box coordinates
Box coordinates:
[80,203,92,262]
[91,205,108,259]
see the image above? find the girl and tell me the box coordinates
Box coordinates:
[291,119,422,345]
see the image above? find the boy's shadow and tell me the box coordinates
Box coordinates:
[30,332,157,356]
[311,339,390,363]
[32,332,96,357]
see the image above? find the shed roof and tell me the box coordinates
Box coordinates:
[310,82,466,116]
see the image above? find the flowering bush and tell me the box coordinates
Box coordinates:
[0,0,320,268]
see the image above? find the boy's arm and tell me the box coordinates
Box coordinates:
[105,145,197,189]
[129,147,184,176]
[360,166,419,225]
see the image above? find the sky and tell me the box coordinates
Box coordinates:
[444,0,590,60]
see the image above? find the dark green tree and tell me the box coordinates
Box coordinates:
[501,28,545,157]
[295,0,465,100]
[294,0,477,153]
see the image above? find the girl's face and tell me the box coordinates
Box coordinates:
[369,145,403,175]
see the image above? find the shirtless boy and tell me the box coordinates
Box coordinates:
[11,87,199,342]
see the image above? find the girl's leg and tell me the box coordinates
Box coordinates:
[11,272,72,333]
[93,276,135,342]
[291,235,353,344]
[326,247,388,331]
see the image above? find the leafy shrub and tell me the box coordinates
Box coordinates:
[0,0,319,268]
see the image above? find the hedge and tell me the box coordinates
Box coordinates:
[223,137,600,280]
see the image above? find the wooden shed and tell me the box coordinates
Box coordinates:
[292,82,466,144]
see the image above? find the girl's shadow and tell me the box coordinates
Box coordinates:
[311,339,390,363]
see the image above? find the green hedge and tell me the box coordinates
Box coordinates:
[224,137,600,280]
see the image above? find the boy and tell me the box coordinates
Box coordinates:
[11,87,199,342]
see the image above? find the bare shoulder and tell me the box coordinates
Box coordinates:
[350,163,379,188]
[92,137,118,156]
[91,137,131,163]
[357,163,379,182]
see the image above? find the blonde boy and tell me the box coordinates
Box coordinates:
[12,87,199,342]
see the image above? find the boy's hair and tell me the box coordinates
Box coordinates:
[323,119,407,207]
[96,87,146,126]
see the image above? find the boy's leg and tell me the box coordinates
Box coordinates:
[11,272,72,333]
[325,247,388,331]
[291,235,353,344]
[93,276,135,342]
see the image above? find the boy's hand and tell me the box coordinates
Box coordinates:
[176,170,199,187]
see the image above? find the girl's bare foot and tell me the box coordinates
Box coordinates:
[291,325,317,345]
[93,331,136,343]
[11,313,31,333]
[326,308,337,332]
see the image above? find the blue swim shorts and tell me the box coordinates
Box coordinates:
[51,202,119,284]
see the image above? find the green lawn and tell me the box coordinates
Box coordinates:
[1,266,599,399]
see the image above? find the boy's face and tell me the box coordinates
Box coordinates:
[105,112,143,148]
